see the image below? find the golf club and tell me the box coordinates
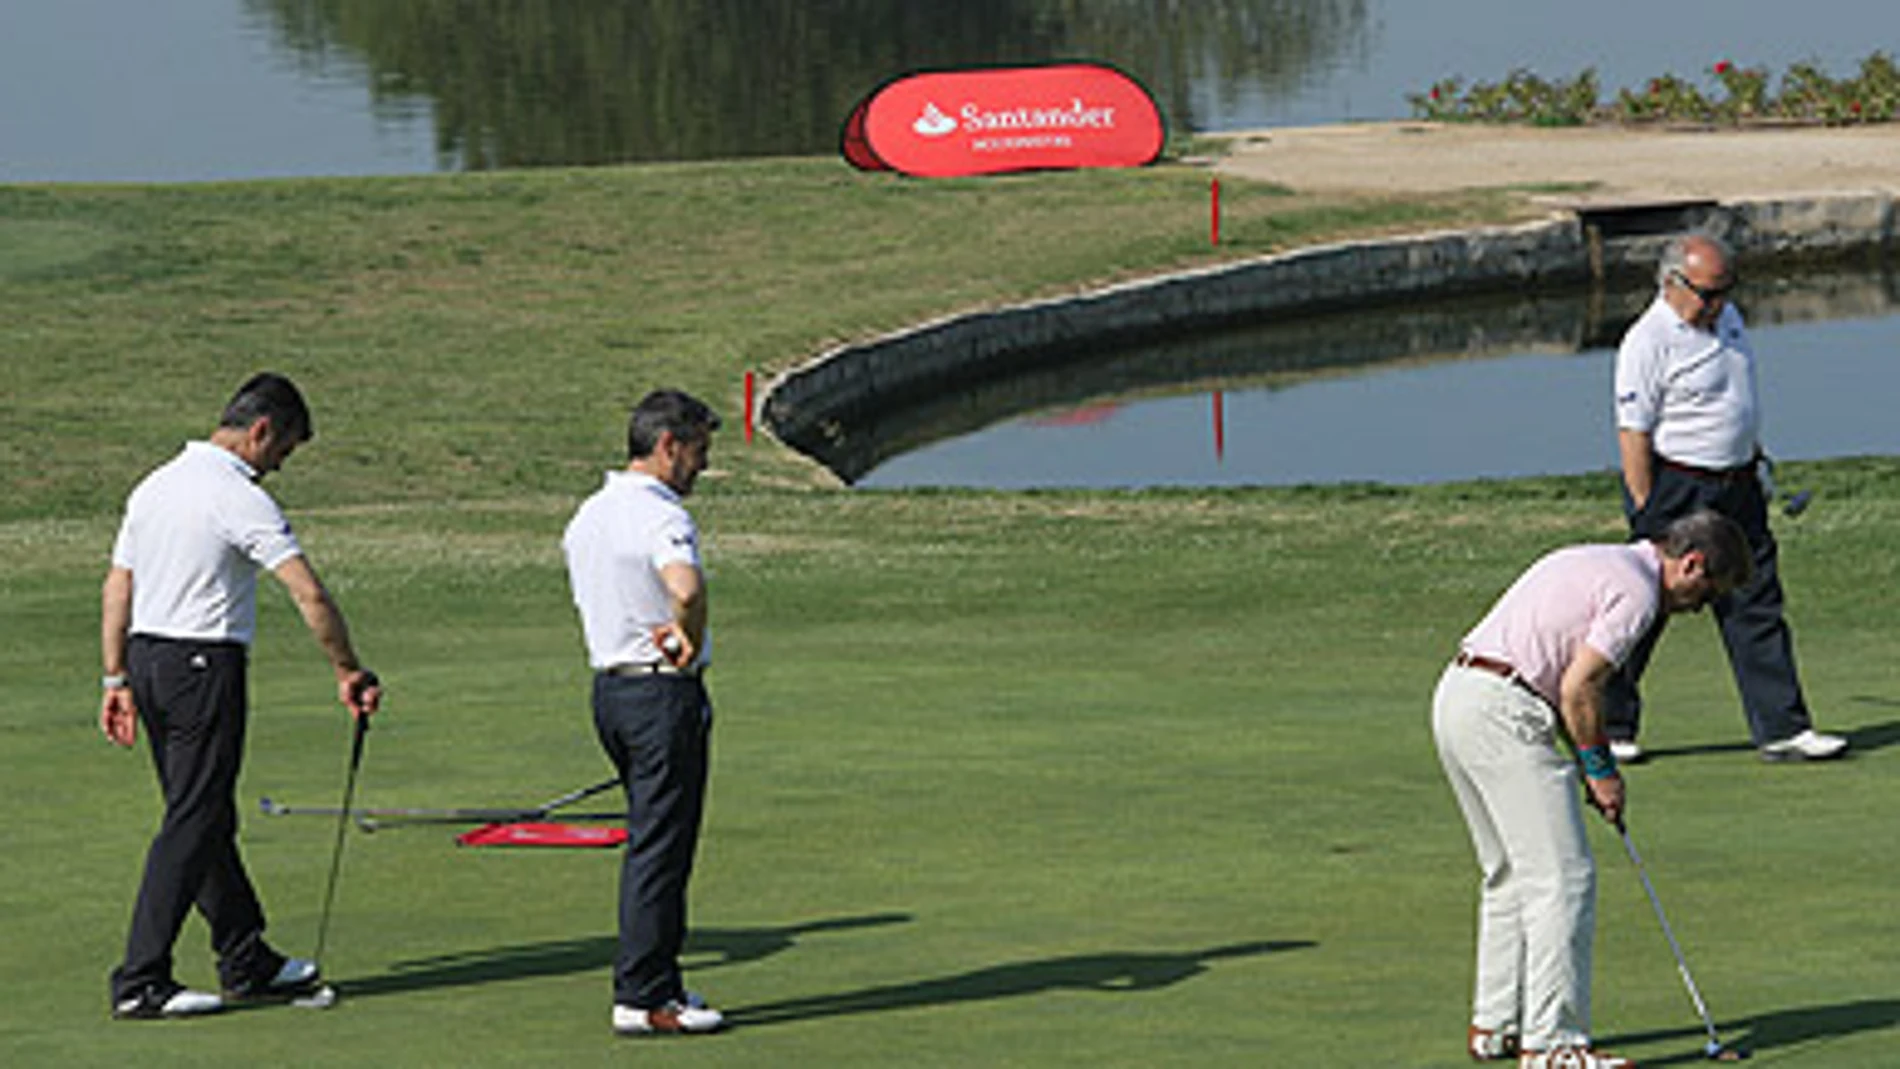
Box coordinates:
[312,711,370,971]
[1616,821,1749,1062]
[1782,488,1813,518]
[261,775,622,830]
[354,809,624,832]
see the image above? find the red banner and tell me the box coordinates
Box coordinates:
[842,63,1164,178]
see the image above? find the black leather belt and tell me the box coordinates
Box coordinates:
[603,662,701,679]
[1656,454,1755,483]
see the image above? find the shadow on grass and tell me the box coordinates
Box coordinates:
[1842,714,1900,754]
[1637,717,1900,762]
[339,912,912,998]
[727,940,1315,1028]
[1607,997,1900,1065]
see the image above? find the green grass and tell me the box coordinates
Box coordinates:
[2,160,1896,1066]
[1,161,1537,520]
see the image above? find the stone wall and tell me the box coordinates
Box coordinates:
[763,192,1895,469]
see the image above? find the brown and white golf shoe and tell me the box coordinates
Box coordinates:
[1469,1023,1522,1061]
[1518,1046,1636,1068]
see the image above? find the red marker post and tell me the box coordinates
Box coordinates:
[743,371,755,443]
[1212,390,1225,461]
[1210,178,1221,246]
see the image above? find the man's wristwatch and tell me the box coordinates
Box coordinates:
[102,673,129,690]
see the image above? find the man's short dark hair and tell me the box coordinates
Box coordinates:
[220,372,314,442]
[1659,509,1754,589]
[627,389,721,460]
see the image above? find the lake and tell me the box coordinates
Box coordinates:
[2,0,1894,182]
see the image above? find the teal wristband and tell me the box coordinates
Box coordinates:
[1579,745,1619,780]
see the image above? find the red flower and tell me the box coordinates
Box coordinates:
[1851,100,1863,113]
[1649,79,1662,95]
[1431,87,1441,100]
[1714,60,1733,75]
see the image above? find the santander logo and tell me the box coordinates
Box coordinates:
[845,63,1164,177]
[913,103,958,137]
[914,98,1117,139]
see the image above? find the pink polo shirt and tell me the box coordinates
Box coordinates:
[1460,542,1663,707]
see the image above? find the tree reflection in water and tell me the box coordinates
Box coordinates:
[242,0,1369,169]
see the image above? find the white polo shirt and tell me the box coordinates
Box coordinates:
[562,470,707,670]
[111,441,304,645]
[1462,541,1663,709]
[1613,294,1759,469]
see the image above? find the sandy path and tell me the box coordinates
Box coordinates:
[1210,121,1900,204]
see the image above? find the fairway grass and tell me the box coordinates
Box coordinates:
[3,466,1896,1067]
[3,160,1896,1065]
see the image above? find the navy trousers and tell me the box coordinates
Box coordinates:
[112,636,282,1001]
[1605,462,1814,746]
[592,672,711,1009]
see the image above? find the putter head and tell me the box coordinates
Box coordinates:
[1707,1040,1750,1061]
[1782,490,1812,517]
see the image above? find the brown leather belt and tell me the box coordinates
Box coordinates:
[1656,454,1755,483]
[1454,651,1540,700]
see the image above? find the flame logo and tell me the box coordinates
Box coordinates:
[913,103,958,137]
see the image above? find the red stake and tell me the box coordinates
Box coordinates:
[1210,178,1221,246]
[1212,390,1225,461]
[743,371,755,443]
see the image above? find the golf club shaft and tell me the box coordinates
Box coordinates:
[314,714,369,966]
[356,809,625,831]
[534,775,621,814]
[1619,824,1723,1047]
[264,775,623,823]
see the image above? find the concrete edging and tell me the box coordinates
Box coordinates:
[762,191,1894,464]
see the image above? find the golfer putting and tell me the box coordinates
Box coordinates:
[1432,510,1751,1068]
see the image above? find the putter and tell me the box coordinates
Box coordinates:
[1617,821,1749,1062]
[312,712,370,970]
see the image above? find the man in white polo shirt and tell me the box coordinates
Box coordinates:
[100,372,382,1020]
[1608,231,1846,763]
[1435,510,1751,1068]
[563,389,724,1037]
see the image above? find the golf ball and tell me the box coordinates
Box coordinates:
[291,984,338,1010]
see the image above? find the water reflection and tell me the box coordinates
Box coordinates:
[242,0,1369,169]
[790,265,1900,488]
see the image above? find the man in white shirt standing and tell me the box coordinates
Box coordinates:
[1607,232,1846,763]
[563,389,725,1037]
[1435,510,1752,1068]
[101,372,382,1019]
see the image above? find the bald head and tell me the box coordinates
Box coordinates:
[1658,232,1735,328]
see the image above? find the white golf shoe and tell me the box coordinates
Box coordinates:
[613,992,724,1036]
[1759,728,1848,762]
[112,985,224,1020]
[226,957,322,1000]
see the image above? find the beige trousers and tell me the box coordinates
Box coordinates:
[1433,663,1596,1051]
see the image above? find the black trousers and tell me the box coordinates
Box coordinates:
[592,672,711,1009]
[112,636,282,1001]
[1605,462,1814,746]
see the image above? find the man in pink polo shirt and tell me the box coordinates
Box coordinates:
[1434,510,1751,1069]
